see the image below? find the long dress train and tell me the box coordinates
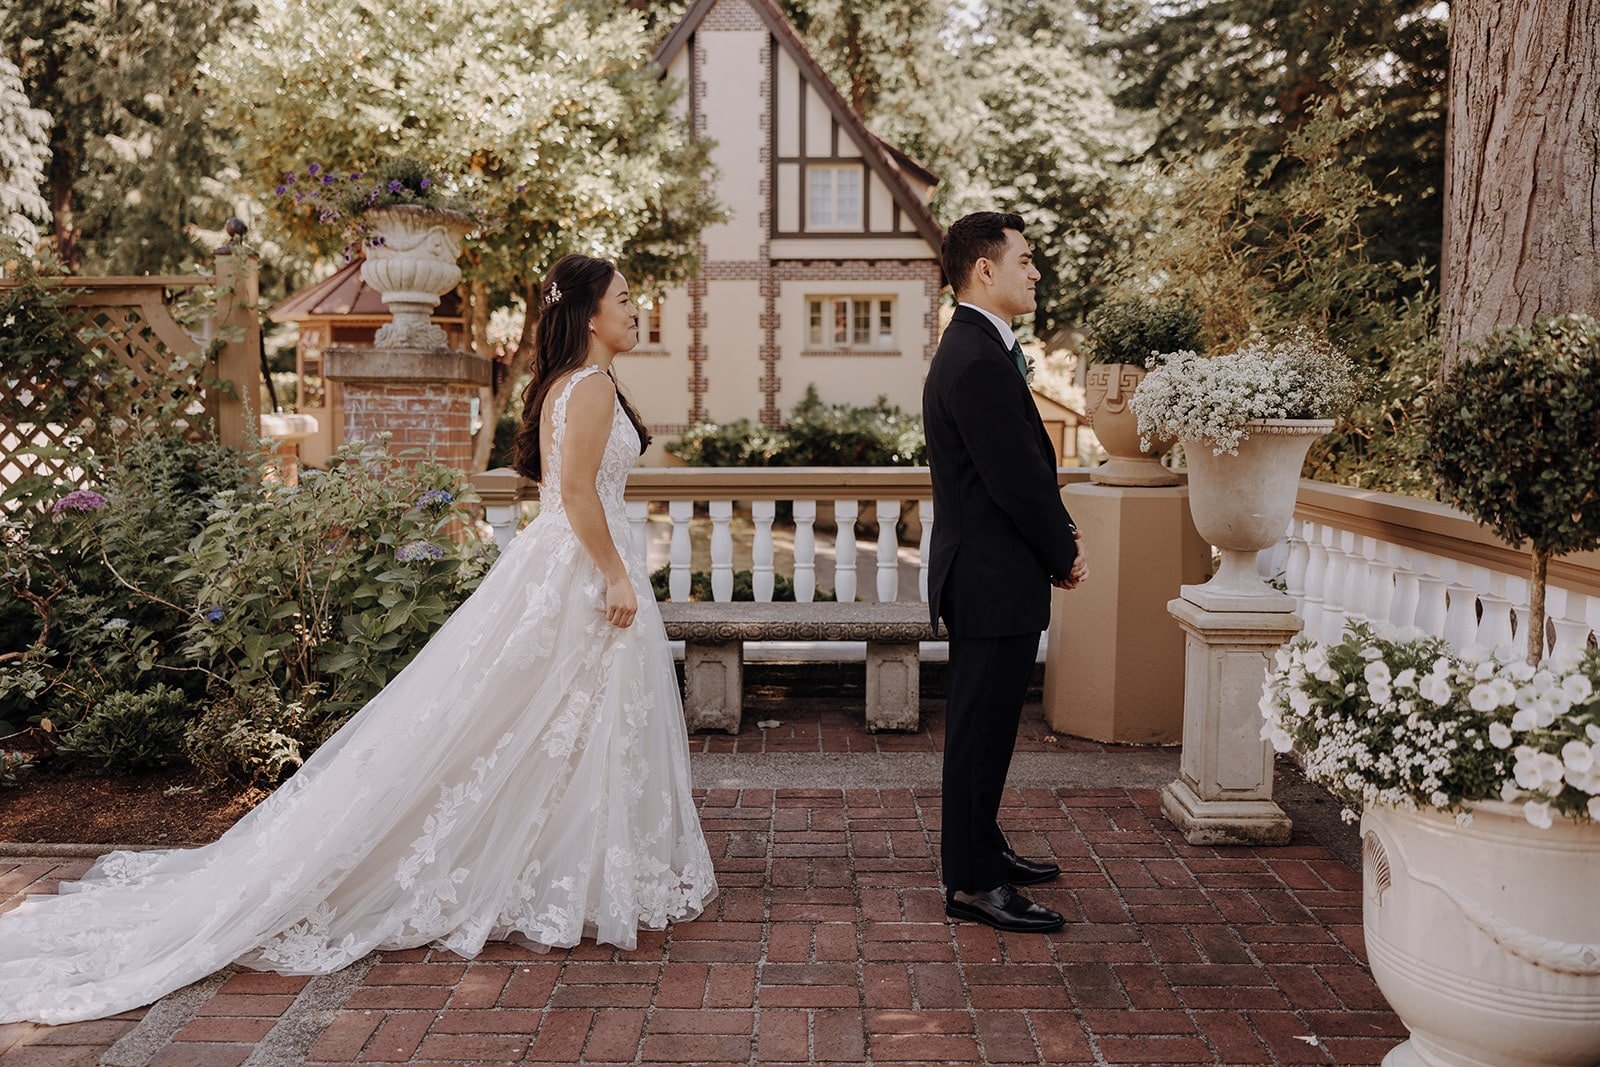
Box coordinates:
[0,366,716,1024]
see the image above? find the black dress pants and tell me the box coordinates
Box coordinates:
[940,629,1041,892]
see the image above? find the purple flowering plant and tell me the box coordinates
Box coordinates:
[51,489,108,514]
[274,157,476,259]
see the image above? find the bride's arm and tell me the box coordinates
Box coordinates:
[559,373,637,628]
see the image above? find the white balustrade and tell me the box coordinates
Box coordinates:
[918,500,934,604]
[668,500,693,603]
[1475,569,1515,651]
[1364,538,1396,629]
[793,500,817,603]
[1549,587,1593,660]
[1389,545,1420,631]
[1320,527,1348,643]
[1299,520,1328,641]
[709,500,734,602]
[1284,522,1309,605]
[876,499,899,604]
[1414,555,1449,639]
[752,500,776,603]
[835,500,858,604]
[1442,560,1480,651]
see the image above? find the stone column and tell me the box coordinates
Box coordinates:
[1160,597,1301,845]
[324,346,492,474]
[1045,482,1211,743]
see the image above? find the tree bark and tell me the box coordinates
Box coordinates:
[1442,0,1600,370]
[1527,546,1550,665]
[468,289,539,473]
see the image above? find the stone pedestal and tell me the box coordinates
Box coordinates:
[865,641,920,732]
[1045,483,1210,743]
[684,641,742,734]
[1160,597,1301,845]
[324,346,492,473]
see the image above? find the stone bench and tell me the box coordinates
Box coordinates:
[659,601,942,734]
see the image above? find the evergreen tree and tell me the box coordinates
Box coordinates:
[0,53,51,247]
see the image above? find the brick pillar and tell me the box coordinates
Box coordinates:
[323,347,493,474]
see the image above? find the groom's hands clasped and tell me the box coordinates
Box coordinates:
[1052,528,1087,591]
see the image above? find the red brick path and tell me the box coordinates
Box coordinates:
[0,787,1402,1065]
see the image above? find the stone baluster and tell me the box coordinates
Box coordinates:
[793,500,817,603]
[626,501,649,574]
[668,500,693,602]
[1365,539,1397,630]
[1389,545,1421,630]
[752,500,776,603]
[1413,554,1449,639]
[1442,560,1481,651]
[1284,521,1309,611]
[1475,569,1516,652]
[918,500,934,604]
[876,499,899,604]
[1320,526,1348,644]
[834,500,858,604]
[1548,588,1592,660]
[709,500,734,602]
[1339,531,1368,626]
[1507,575,1531,648]
[1299,520,1328,642]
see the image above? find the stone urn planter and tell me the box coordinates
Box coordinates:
[359,205,475,350]
[1085,362,1181,486]
[1181,418,1332,611]
[1362,801,1600,1066]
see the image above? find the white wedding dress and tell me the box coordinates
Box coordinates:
[0,366,716,1024]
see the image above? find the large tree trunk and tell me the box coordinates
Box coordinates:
[1441,0,1600,370]
[468,288,539,473]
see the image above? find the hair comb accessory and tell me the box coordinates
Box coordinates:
[543,281,563,309]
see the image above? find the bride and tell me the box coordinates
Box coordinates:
[0,254,717,1024]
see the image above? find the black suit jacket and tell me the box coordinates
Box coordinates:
[922,305,1078,638]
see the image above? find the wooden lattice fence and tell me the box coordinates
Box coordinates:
[0,247,260,498]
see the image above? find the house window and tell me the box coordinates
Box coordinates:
[645,299,663,345]
[806,297,895,349]
[806,165,863,230]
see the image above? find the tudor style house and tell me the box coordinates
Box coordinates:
[623,0,946,459]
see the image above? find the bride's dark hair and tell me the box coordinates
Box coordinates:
[513,254,652,482]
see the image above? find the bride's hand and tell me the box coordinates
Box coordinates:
[605,576,638,629]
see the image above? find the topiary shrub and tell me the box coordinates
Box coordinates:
[667,386,924,467]
[1084,296,1205,367]
[56,684,189,773]
[1425,314,1600,663]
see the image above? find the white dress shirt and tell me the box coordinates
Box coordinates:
[957,301,1018,351]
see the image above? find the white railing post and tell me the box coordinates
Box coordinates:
[1476,569,1515,652]
[793,500,817,603]
[1549,588,1591,661]
[1320,526,1348,644]
[918,500,934,604]
[875,499,899,604]
[1365,538,1396,630]
[1341,533,1371,625]
[752,500,776,602]
[709,499,734,602]
[1442,560,1481,651]
[1285,521,1309,607]
[834,500,858,604]
[1389,545,1420,631]
[668,500,693,602]
[1414,554,1449,640]
[1300,519,1328,642]
[626,500,649,575]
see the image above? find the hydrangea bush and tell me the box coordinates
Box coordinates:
[1261,622,1600,829]
[1132,328,1362,454]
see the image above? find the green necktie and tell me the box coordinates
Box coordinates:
[1007,340,1029,380]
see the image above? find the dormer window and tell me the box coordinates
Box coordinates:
[806,165,863,230]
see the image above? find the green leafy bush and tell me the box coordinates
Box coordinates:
[56,684,189,773]
[649,566,839,603]
[177,439,494,722]
[668,386,925,467]
[183,683,309,787]
[1424,314,1600,663]
[1085,296,1204,367]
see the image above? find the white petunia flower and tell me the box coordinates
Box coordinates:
[1562,673,1593,704]
[1563,741,1594,775]
[1468,684,1498,713]
[1473,661,1496,682]
[1394,668,1417,690]
[1511,708,1538,731]
[1523,800,1554,830]
[1589,795,1600,821]
[1488,722,1514,749]
[1364,661,1392,686]
[1508,661,1536,682]
[1419,675,1452,706]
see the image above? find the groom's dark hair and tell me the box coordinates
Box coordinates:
[942,211,1025,296]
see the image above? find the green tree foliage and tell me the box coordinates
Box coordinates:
[0,55,51,246]
[1089,0,1447,278]
[1424,315,1600,663]
[1101,97,1437,492]
[2,0,251,272]
[668,386,925,467]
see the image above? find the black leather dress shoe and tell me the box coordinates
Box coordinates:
[1000,848,1061,886]
[945,884,1065,933]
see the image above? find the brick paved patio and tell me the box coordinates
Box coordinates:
[0,783,1403,1066]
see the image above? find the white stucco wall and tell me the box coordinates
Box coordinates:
[614,282,692,432]
[701,279,763,423]
[774,278,933,416]
[699,30,766,262]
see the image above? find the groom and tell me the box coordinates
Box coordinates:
[923,211,1085,933]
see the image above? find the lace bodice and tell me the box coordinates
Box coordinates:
[539,366,637,522]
